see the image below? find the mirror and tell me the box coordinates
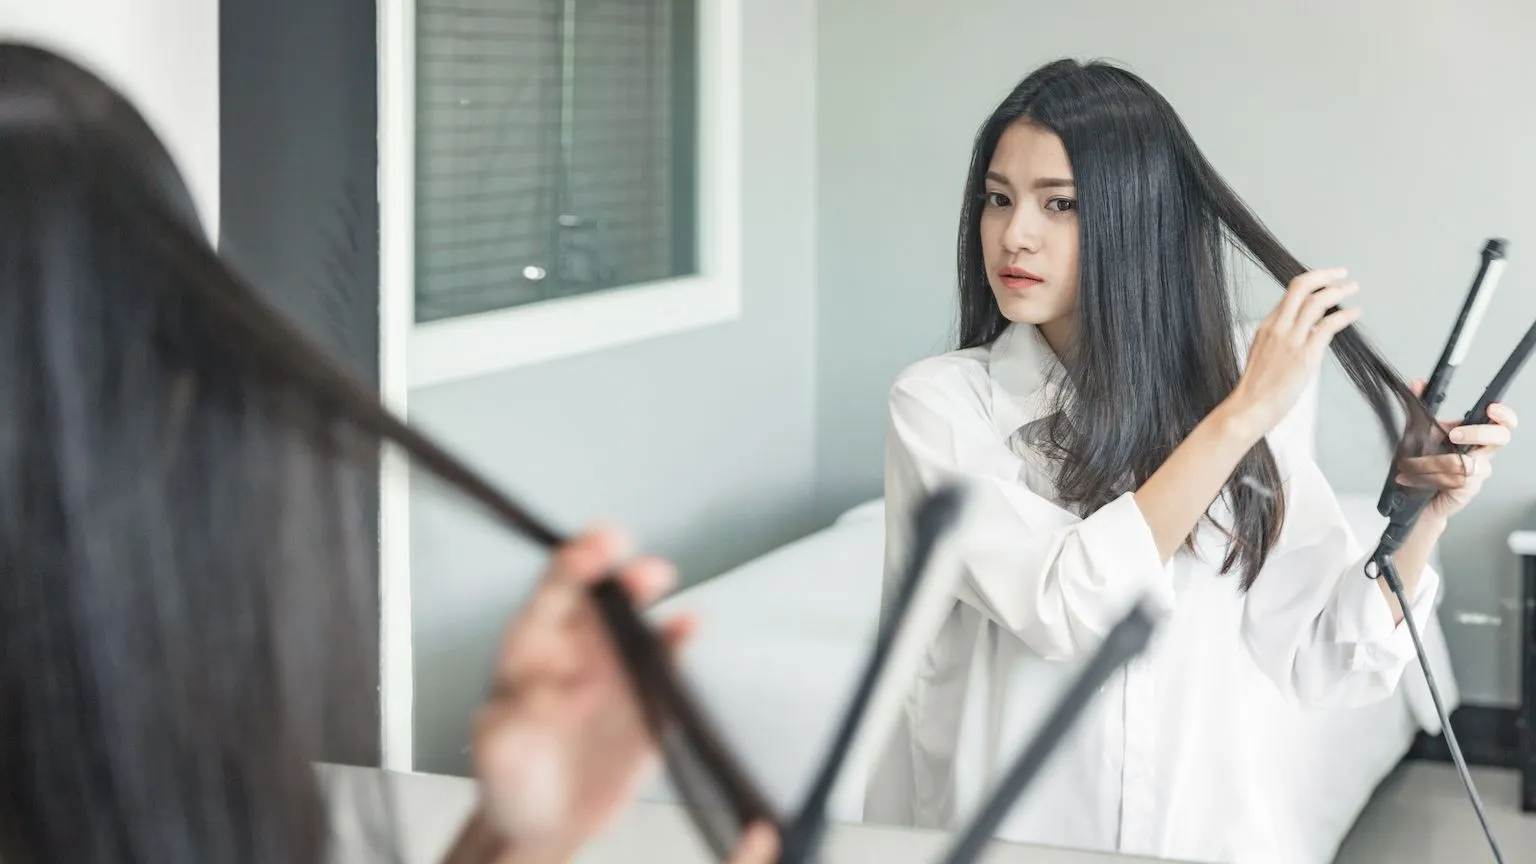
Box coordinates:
[392,1,1536,862]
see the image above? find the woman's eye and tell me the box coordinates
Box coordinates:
[984,191,1010,208]
[1046,197,1077,213]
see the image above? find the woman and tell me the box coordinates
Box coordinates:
[0,43,775,864]
[863,58,1519,863]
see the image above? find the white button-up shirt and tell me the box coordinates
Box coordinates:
[863,323,1439,864]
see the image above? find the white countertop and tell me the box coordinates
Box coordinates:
[319,765,1177,864]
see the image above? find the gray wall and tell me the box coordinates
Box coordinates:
[409,0,818,774]
[221,0,378,383]
[815,0,1536,705]
[220,0,381,764]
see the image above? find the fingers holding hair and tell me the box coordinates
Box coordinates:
[556,526,678,608]
[1395,451,1492,488]
[1304,304,1363,354]
[512,527,631,634]
[493,528,677,701]
[1274,267,1349,327]
[1296,280,1360,336]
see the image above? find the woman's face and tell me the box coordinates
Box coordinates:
[978,121,1080,355]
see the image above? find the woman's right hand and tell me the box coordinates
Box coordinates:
[1224,267,1362,440]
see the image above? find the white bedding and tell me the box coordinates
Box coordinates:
[638,493,1460,863]
[639,507,888,819]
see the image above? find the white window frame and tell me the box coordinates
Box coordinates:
[376,0,742,772]
[377,0,415,774]
[389,0,743,391]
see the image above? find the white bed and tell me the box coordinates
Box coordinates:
[636,377,1462,863]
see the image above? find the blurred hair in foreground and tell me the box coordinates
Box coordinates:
[0,41,408,864]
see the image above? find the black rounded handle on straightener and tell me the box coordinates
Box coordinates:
[1370,318,1536,567]
[1459,318,1536,433]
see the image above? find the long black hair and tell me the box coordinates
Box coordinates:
[0,43,538,863]
[0,42,399,864]
[957,59,1435,589]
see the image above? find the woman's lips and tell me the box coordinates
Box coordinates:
[998,266,1043,290]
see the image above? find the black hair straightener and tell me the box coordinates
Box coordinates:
[1365,238,1536,864]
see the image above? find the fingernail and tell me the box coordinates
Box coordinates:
[590,524,633,560]
[1449,428,1465,443]
[636,557,678,593]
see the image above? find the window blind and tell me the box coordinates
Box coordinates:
[414,0,697,323]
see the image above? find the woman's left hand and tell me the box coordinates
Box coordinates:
[1395,380,1519,522]
[446,526,781,864]
[471,527,691,864]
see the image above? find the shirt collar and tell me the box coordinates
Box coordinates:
[986,322,1066,440]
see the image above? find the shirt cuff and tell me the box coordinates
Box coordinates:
[1075,490,1178,619]
[1330,552,1442,673]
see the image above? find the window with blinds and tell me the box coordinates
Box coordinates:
[414,0,699,324]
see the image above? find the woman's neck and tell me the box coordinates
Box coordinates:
[1038,317,1074,359]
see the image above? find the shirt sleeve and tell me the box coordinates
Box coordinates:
[1239,448,1442,710]
[886,372,1175,662]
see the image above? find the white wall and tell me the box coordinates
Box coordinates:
[0,0,219,239]
[815,0,1536,705]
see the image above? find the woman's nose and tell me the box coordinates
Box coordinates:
[1003,213,1041,254]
